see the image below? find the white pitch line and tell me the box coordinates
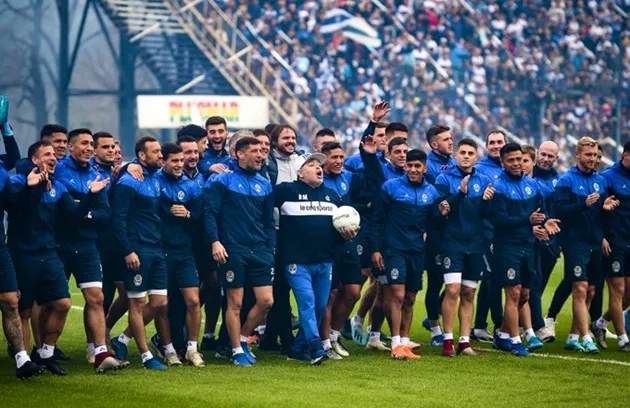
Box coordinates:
[478,347,630,367]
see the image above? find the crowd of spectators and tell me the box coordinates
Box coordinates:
[217,0,630,167]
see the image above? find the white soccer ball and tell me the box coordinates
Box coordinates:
[332,206,361,231]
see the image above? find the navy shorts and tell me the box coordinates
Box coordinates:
[193,241,217,283]
[332,242,364,287]
[442,251,487,285]
[604,242,630,278]
[0,245,18,294]
[377,249,424,292]
[123,246,168,296]
[59,246,103,289]
[354,224,372,269]
[12,250,70,309]
[165,250,199,289]
[99,248,126,285]
[563,243,602,284]
[493,243,536,288]
[217,250,275,288]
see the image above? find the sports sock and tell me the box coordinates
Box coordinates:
[38,344,55,359]
[498,331,510,339]
[203,332,215,339]
[187,341,198,352]
[164,343,176,354]
[524,328,536,341]
[444,332,454,341]
[322,339,332,350]
[391,335,401,347]
[15,350,29,369]
[94,345,107,355]
[430,325,442,338]
[369,331,380,342]
[618,334,629,347]
[240,335,248,343]
[401,337,410,345]
[567,333,579,342]
[352,314,364,327]
[459,336,470,343]
[595,317,608,329]
[86,343,95,354]
[582,334,593,344]
[141,351,154,363]
[510,336,522,344]
[330,330,340,342]
[232,347,244,355]
[118,333,131,346]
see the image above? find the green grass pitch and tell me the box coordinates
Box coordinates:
[1,257,629,407]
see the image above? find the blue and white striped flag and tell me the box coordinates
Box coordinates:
[320,8,381,48]
[320,8,354,34]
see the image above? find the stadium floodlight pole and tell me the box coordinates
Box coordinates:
[175,45,253,94]
[129,0,202,43]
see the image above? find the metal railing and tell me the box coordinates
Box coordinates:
[161,0,323,138]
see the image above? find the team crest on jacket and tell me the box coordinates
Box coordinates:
[341,182,347,191]
[325,195,330,201]
[254,184,262,193]
[573,266,582,277]
[178,190,185,200]
[593,183,600,192]
[390,268,399,280]
[49,188,56,198]
[289,264,297,274]
[87,180,92,189]
[612,261,621,273]
[226,270,235,282]
[356,245,363,256]
[435,254,442,266]
[421,193,428,202]
[473,183,480,192]
[552,179,558,187]
[443,257,451,269]
[525,186,532,195]
[507,268,516,280]
[133,274,142,286]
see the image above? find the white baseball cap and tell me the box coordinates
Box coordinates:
[293,153,327,175]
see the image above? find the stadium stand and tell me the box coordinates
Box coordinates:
[218,0,629,168]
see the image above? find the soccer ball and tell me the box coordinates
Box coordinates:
[332,206,360,231]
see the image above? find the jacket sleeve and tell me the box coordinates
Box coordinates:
[112,183,136,256]
[0,135,20,171]
[361,150,385,190]
[187,193,203,222]
[555,183,587,219]
[371,186,391,253]
[490,192,532,228]
[198,158,211,177]
[435,175,464,211]
[204,181,223,243]
[263,191,276,251]
[58,187,93,219]
[362,121,377,142]
[85,190,111,224]
[349,171,369,213]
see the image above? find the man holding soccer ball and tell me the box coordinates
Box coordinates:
[274,153,359,364]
